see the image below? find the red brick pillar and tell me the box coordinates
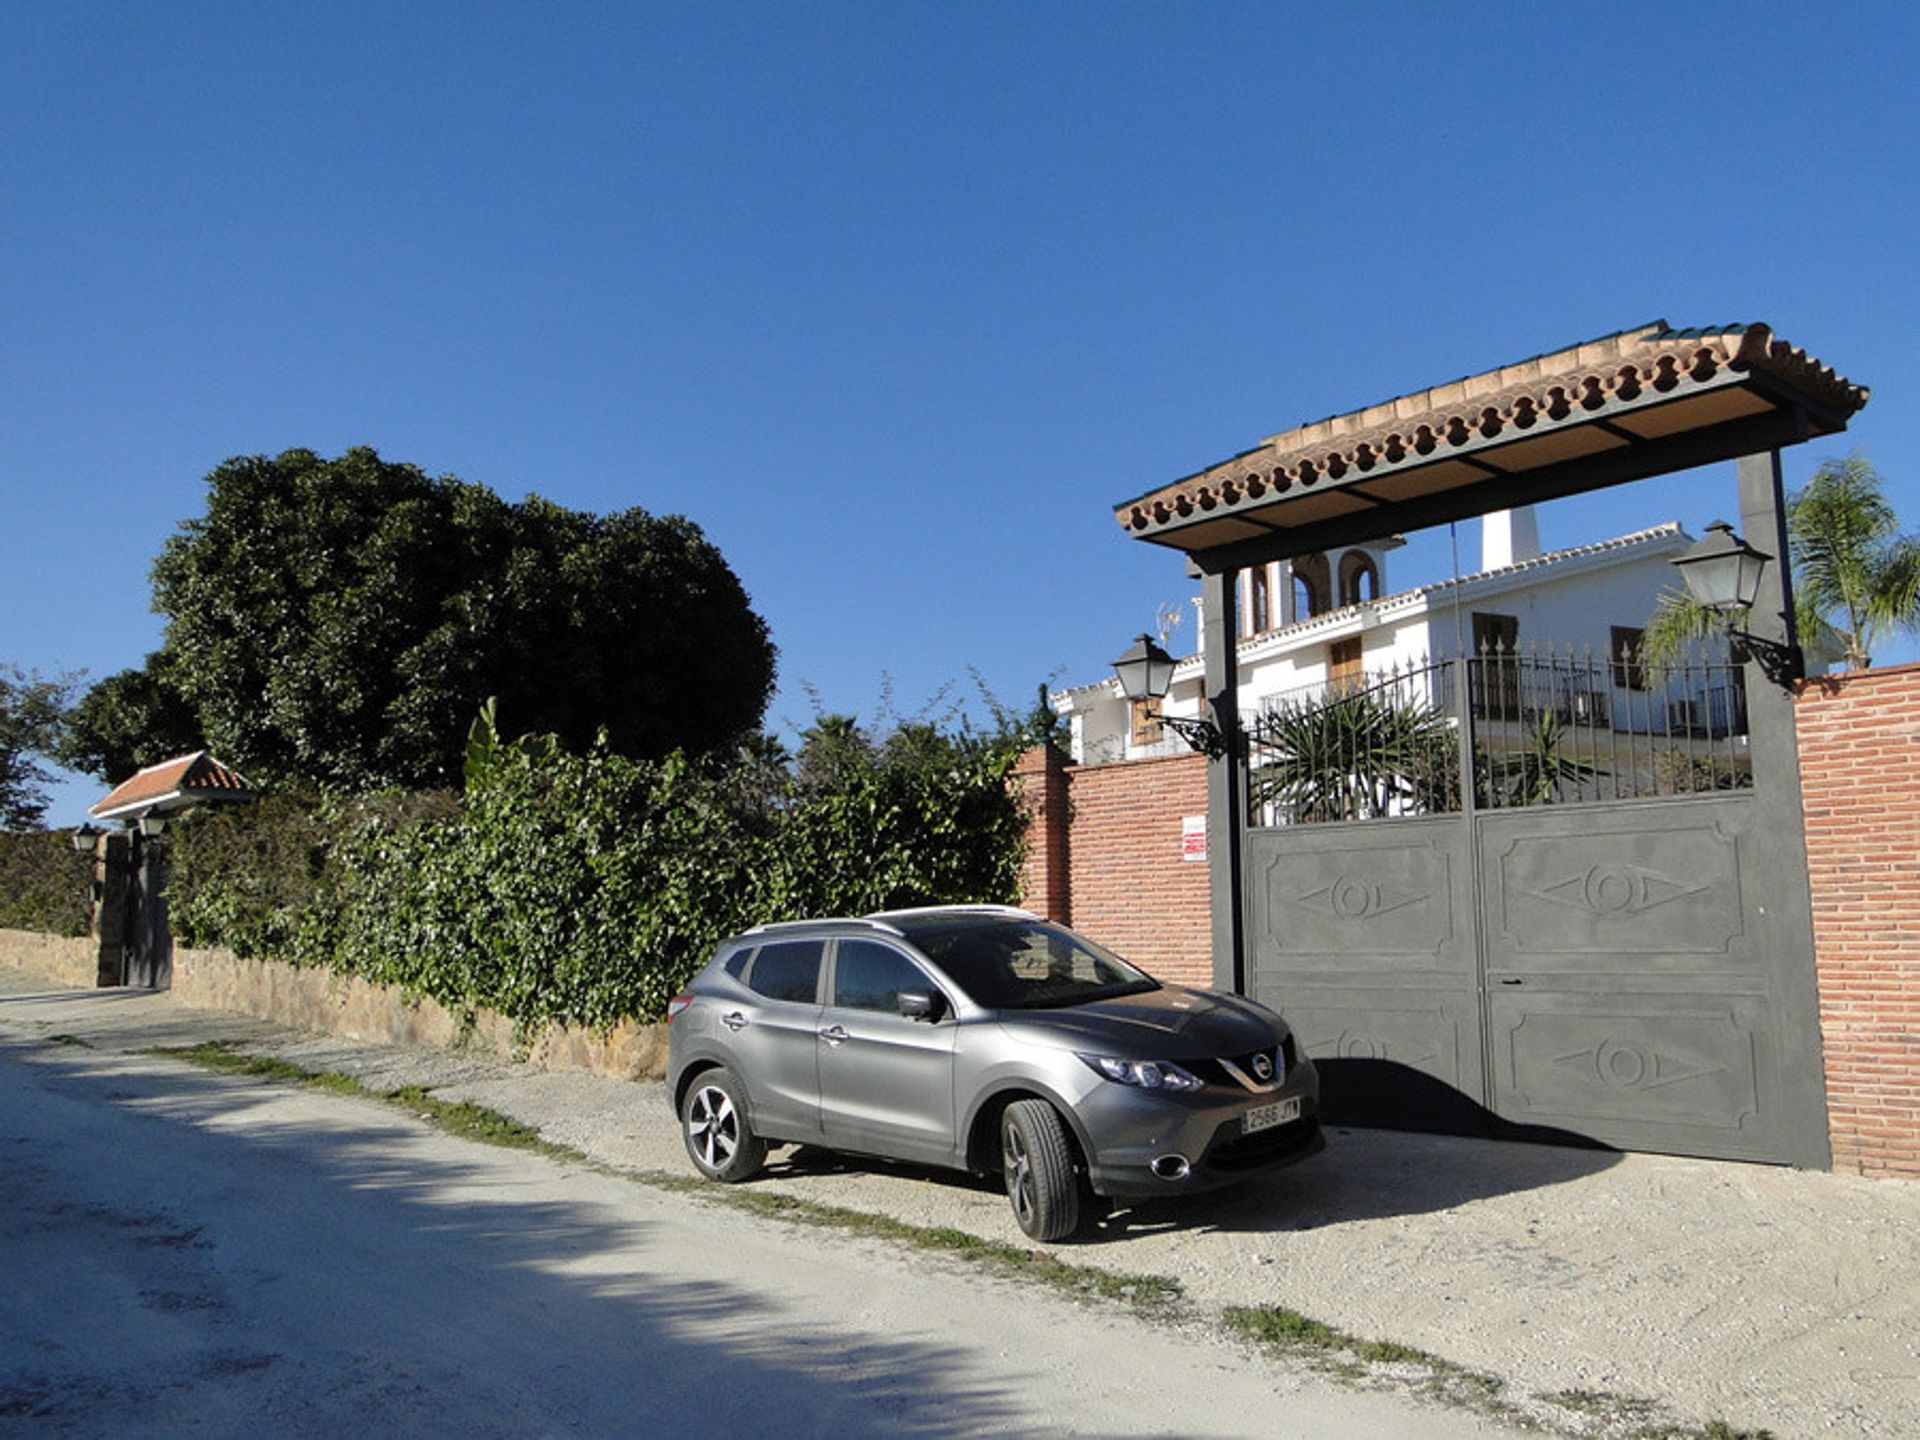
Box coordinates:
[1012,744,1071,923]
[1797,663,1920,1177]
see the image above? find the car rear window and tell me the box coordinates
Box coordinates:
[747,940,824,1004]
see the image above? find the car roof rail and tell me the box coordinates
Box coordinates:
[734,915,907,940]
[863,904,1043,923]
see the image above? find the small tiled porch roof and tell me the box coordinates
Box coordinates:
[1117,321,1868,560]
[89,751,255,823]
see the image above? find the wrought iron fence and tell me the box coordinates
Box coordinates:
[1246,646,1751,827]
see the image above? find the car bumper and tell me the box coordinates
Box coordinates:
[1077,1060,1325,1199]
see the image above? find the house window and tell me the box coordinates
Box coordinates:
[1471,612,1522,720]
[1611,626,1648,691]
[1250,568,1270,634]
[1339,552,1379,606]
[1328,636,1363,694]
[1471,611,1519,656]
[1293,553,1330,619]
[1129,698,1164,747]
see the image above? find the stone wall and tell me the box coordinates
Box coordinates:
[0,929,100,990]
[0,933,669,1082]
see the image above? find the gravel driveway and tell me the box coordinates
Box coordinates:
[3,972,1916,1437]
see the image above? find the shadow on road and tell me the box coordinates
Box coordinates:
[0,1034,1041,1437]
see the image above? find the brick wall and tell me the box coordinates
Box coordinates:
[1015,746,1212,988]
[1796,662,1920,1177]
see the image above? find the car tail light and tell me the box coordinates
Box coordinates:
[666,994,694,1023]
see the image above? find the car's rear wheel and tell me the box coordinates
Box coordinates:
[1001,1099,1080,1241]
[681,1067,767,1182]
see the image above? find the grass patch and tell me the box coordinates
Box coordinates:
[668,1181,1182,1310]
[149,1043,583,1163]
[384,1085,581,1162]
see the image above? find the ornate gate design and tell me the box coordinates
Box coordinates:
[1243,651,1827,1164]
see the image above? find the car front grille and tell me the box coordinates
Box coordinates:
[1185,1034,1297,1093]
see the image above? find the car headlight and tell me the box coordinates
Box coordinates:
[1078,1055,1205,1093]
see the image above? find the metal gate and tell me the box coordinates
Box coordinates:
[1243,649,1826,1164]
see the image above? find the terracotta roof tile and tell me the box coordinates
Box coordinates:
[90,751,255,822]
[1117,321,1868,540]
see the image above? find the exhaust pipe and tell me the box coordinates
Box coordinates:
[1150,1154,1191,1181]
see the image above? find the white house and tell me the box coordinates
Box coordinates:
[1055,506,1710,765]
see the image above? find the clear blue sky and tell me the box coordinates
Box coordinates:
[5,4,1916,825]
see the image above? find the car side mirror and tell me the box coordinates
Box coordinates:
[897,990,944,1022]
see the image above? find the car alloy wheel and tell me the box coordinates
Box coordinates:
[681,1067,767,1182]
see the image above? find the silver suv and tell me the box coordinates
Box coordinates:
[665,906,1323,1240]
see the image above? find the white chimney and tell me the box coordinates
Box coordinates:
[1482,507,1541,571]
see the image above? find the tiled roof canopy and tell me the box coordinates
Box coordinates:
[1116,321,1867,562]
[90,751,255,823]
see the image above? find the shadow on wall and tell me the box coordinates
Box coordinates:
[1314,1057,1615,1149]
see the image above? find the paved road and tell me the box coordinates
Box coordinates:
[0,1030,1517,1439]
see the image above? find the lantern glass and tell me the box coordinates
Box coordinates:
[1111,634,1176,702]
[1673,521,1770,615]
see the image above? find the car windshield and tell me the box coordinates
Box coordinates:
[907,920,1159,1010]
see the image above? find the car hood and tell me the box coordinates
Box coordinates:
[996,985,1281,1059]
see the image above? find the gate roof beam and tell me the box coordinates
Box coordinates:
[1121,320,1867,572]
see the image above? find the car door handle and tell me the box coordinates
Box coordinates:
[722,1011,749,1031]
[819,1024,850,1046]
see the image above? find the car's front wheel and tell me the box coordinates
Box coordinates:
[681,1067,768,1182]
[1001,1099,1080,1242]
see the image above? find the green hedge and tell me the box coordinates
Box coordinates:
[169,735,1028,1030]
[0,831,94,937]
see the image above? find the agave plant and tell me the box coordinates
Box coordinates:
[1249,687,1456,823]
[1481,711,1606,808]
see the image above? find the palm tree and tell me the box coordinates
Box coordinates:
[1644,454,1920,670]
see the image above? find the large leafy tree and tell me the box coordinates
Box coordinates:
[97,447,774,790]
[0,665,74,831]
[57,651,202,783]
[1645,453,1919,669]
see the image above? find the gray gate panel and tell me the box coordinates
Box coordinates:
[1247,819,1467,974]
[1282,987,1483,1095]
[1246,818,1487,1117]
[1489,991,1776,1159]
[1478,795,1794,1159]
[1483,801,1754,969]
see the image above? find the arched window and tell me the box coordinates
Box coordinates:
[1291,553,1330,619]
[1339,552,1379,606]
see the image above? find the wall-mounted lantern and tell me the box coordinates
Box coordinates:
[1110,633,1228,758]
[1670,520,1803,686]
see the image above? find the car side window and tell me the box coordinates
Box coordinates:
[832,939,937,1015]
[747,940,824,1004]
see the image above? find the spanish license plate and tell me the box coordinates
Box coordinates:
[1242,1097,1302,1135]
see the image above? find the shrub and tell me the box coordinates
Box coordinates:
[0,831,94,937]
[167,726,1029,1030]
